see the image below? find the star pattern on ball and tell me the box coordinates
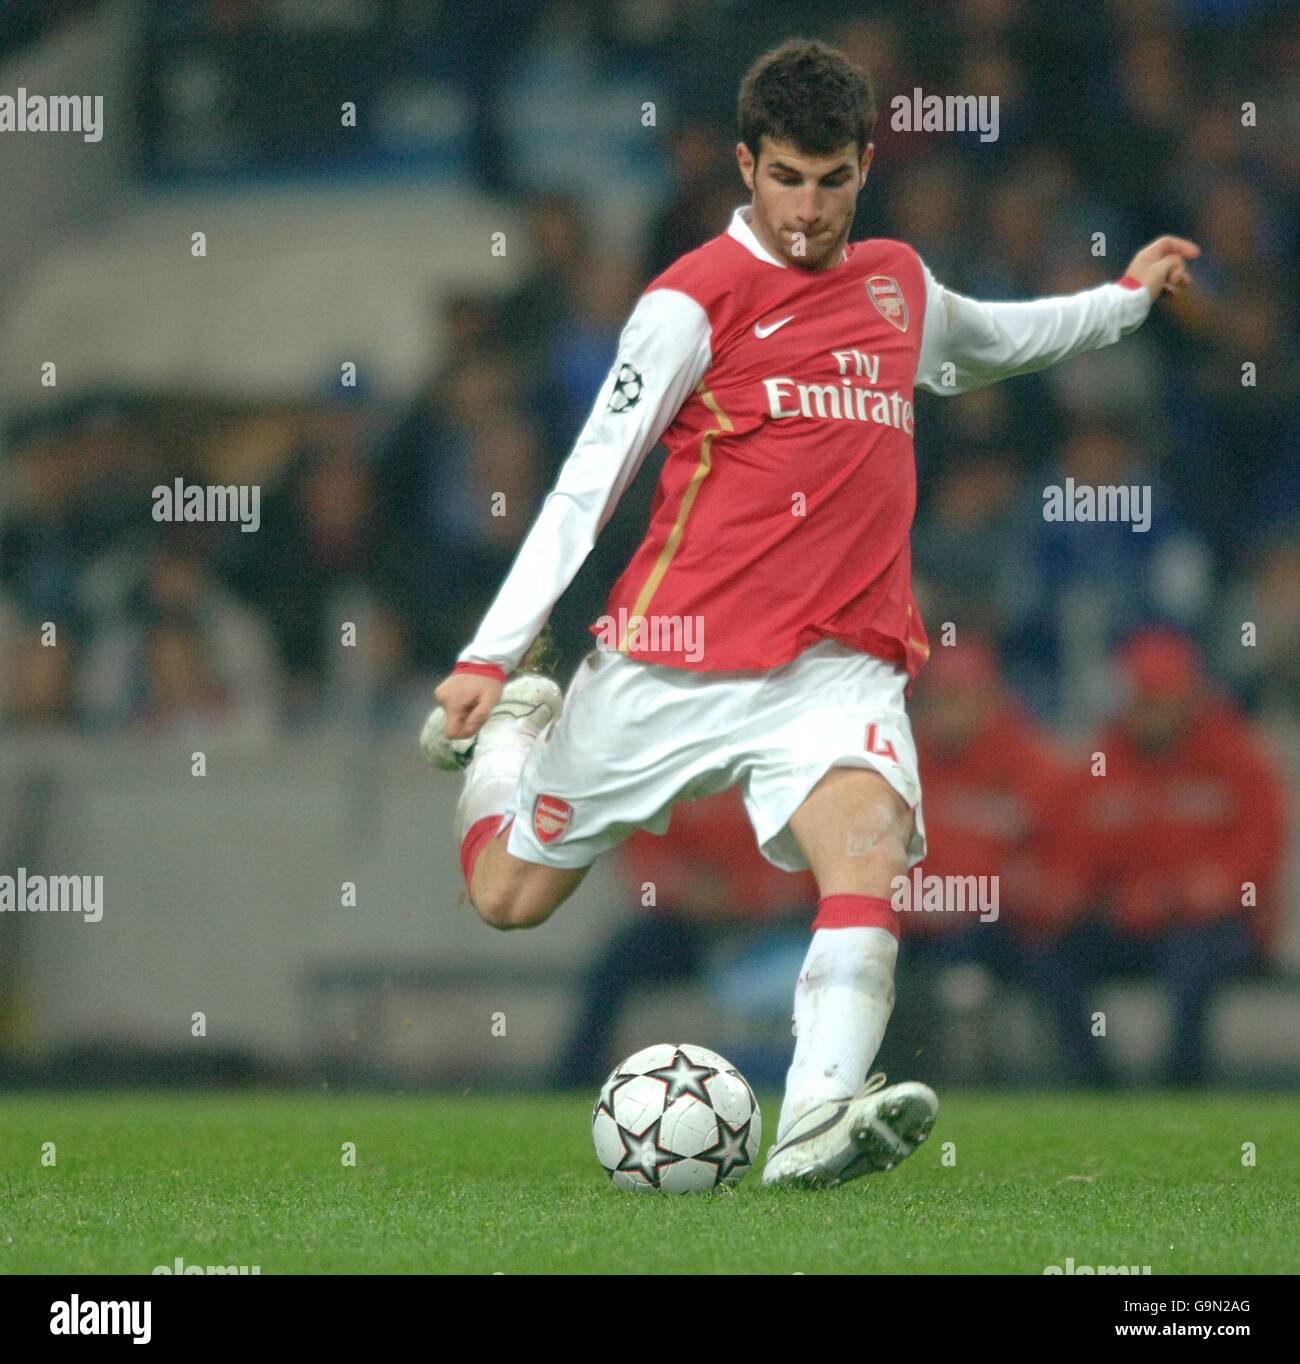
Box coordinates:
[646,1048,715,1105]
[698,1116,754,1183]
[593,1069,635,1121]
[614,1116,677,1187]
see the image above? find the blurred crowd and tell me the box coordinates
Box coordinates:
[1,0,1296,1083]
[3,0,1297,741]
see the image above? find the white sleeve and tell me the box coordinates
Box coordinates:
[456,286,712,674]
[915,258,1153,397]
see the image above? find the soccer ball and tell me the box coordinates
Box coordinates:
[592,1042,762,1193]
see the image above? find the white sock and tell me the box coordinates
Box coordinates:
[455,747,524,843]
[776,926,898,1142]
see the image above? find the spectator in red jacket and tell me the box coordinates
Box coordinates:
[910,638,1071,941]
[1027,628,1288,1086]
[891,639,1068,1077]
[551,787,816,1087]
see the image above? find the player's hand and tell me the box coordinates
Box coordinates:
[1123,235,1201,300]
[434,672,502,740]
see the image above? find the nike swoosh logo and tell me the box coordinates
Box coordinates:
[768,1104,848,1154]
[754,314,795,338]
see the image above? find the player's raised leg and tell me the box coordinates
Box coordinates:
[763,766,937,1188]
[464,826,587,930]
[421,671,586,930]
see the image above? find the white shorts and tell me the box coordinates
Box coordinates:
[506,639,927,875]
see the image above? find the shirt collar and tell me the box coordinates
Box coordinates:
[727,204,788,268]
[726,203,850,269]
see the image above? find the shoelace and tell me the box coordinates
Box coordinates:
[857,1072,888,1099]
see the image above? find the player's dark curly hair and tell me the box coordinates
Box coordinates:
[738,38,875,163]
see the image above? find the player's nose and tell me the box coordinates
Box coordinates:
[793,196,823,229]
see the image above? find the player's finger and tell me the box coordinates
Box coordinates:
[445,699,476,738]
[1150,235,1200,259]
[447,698,477,742]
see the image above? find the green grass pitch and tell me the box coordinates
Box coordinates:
[2,1091,1297,1274]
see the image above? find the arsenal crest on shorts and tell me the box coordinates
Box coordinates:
[866,275,909,332]
[533,793,572,844]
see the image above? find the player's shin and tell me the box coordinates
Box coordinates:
[777,900,899,1142]
[446,675,564,891]
[456,748,523,891]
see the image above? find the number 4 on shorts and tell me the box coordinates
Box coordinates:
[864,723,899,763]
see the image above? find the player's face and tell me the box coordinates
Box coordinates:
[737,136,872,270]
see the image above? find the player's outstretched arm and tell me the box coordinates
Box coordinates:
[914,234,1200,397]
[433,286,711,741]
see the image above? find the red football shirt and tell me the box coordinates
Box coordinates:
[603,226,930,677]
[458,206,1151,684]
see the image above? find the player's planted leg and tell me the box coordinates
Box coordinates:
[764,766,937,1187]
[421,674,586,929]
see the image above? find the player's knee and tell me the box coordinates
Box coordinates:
[473,884,523,930]
[863,828,908,873]
[472,880,551,931]
[843,802,910,873]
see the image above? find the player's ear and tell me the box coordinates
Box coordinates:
[859,142,874,187]
[736,140,755,192]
